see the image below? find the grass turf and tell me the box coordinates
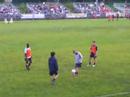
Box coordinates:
[0,19,130,97]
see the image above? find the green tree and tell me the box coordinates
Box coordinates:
[18,3,27,13]
[0,0,4,2]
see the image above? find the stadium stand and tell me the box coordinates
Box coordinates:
[0,3,21,20]
[27,2,70,19]
[113,3,126,12]
[114,3,130,18]
[73,2,113,18]
[0,2,127,20]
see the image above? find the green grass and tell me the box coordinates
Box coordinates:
[0,19,130,97]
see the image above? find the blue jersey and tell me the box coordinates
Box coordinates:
[48,56,58,72]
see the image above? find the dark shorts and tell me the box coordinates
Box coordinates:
[75,63,82,68]
[49,71,58,76]
[90,52,96,58]
[25,58,32,64]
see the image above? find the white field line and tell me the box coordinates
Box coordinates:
[94,91,130,97]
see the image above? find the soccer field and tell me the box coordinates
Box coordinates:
[0,19,130,97]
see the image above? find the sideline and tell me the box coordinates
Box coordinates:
[94,91,130,97]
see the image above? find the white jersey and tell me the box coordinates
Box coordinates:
[74,51,83,64]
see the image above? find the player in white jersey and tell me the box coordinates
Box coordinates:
[73,50,83,76]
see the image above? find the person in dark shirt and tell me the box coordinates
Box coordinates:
[116,12,119,21]
[48,51,59,85]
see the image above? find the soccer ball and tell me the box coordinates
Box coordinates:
[71,69,76,75]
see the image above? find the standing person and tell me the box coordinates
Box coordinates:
[116,11,119,21]
[24,43,32,71]
[88,41,98,67]
[73,50,83,76]
[48,51,59,85]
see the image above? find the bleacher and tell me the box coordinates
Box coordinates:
[113,3,126,12]
[73,2,113,18]
[0,2,128,20]
[114,3,130,17]
[27,2,70,19]
[0,3,21,20]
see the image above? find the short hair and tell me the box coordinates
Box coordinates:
[50,51,55,57]
[73,50,75,53]
[26,43,29,48]
[92,41,96,43]
[73,50,78,55]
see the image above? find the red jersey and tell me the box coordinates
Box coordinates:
[25,47,32,58]
[90,45,97,54]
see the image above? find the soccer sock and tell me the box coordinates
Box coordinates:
[92,62,96,67]
[28,63,31,70]
[55,74,59,79]
[89,62,91,65]
[26,64,30,71]
[75,71,78,75]
[27,67,30,71]
[25,64,28,69]
[94,62,96,65]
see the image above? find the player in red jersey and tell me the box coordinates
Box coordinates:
[88,41,98,67]
[24,43,32,71]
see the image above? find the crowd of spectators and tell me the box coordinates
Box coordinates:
[27,2,69,18]
[73,2,112,18]
[1,2,128,20]
[125,4,130,18]
[0,3,21,20]
[114,3,130,18]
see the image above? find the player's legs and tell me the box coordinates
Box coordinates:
[25,58,28,65]
[27,58,32,71]
[88,53,97,67]
[75,67,79,75]
[88,57,92,65]
[92,55,97,67]
[51,75,56,85]
[50,71,57,85]
[51,75,55,80]
[54,71,59,80]
[88,53,93,65]
[75,63,81,75]
[25,58,29,70]
[93,57,96,65]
